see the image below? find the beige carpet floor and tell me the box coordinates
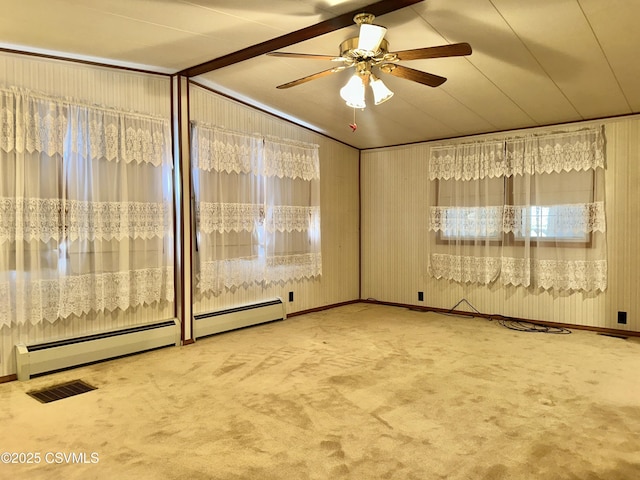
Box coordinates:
[1,303,639,479]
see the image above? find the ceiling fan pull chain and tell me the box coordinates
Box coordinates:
[349,108,357,132]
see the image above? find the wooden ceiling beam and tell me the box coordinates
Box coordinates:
[178,0,424,78]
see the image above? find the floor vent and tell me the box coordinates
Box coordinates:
[27,380,96,404]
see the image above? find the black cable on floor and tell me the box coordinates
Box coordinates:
[448,298,482,316]
[489,314,572,334]
[445,298,572,334]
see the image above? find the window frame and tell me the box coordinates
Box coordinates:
[434,171,596,249]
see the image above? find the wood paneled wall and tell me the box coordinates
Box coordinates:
[0,54,361,378]
[0,52,174,377]
[361,117,640,332]
[605,119,640,332]
[4,49,636,379]
[0,50,171,115]
[189,83,360,317]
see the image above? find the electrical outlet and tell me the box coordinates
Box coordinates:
[618,311,627,324]
[418,291,424,302]
[288,291,294,302]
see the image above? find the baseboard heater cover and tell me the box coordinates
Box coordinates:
[15,318,180,381]
[194,297,286,339]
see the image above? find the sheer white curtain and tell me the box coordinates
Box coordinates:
[428,126,606,292]
[192,123,264,295]
[428,141,505,284]
[263,137,321,284]
[0,87,174,328]
[191,124,321,295]
[0,89,67,327]
[501,128,607,291]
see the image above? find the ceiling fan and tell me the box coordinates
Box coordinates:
[266,12,472,108]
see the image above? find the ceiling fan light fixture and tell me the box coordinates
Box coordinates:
[340,74,366,109]
[268,11,472,112]
[357,24,387,55]
[370,74,394,105]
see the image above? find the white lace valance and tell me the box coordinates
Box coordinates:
[265,206,320,233]
[0,198,171,243]
[430,202,605,238]
[0,90,67,156]
[501,257,607,292]
[429,141,505,181]
[429,254,607,292]
[1,87,171,166]
[75,109,171,167]
[429,206,503,237]
[429,127,604,181]
[264,252,322,283]
[191,122,262,174]
[196,202,263,234]
[0,197,62,243]
[64,200,173,241]
[503,202,606,237]
[198,256,264,293]
[190,123,321,181]
[263,139,320,181]
[428,253,501,284]
[505,127,604,176]
[3,267,174,325]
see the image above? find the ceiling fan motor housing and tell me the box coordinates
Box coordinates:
[340,37,389,61]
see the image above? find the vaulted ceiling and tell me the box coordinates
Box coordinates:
[3,0,639,149]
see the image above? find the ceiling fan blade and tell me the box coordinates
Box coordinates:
[267,52,343,62]
[379,63,447,87]
[393,42,472,61]
[276,66,348,89]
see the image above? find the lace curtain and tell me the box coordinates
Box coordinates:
[192,123,321,295]
[192,124,264,293]
[263,137,321,285]
[428,126,607,292]
[0,87,174,327]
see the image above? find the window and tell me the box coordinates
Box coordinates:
[507,169,596,245]
[428,127,607,292]
[0,88,174,327]
[435,176,504,242]
[520,205,589,241]
[191,123,321,296]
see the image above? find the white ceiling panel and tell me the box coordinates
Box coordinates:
[1,0,639,148]
[579,0,640,111]
[493,0,632,120]
[417,0,582,127]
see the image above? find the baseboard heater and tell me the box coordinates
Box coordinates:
[193,297,286,339]
[15,318,180,381]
